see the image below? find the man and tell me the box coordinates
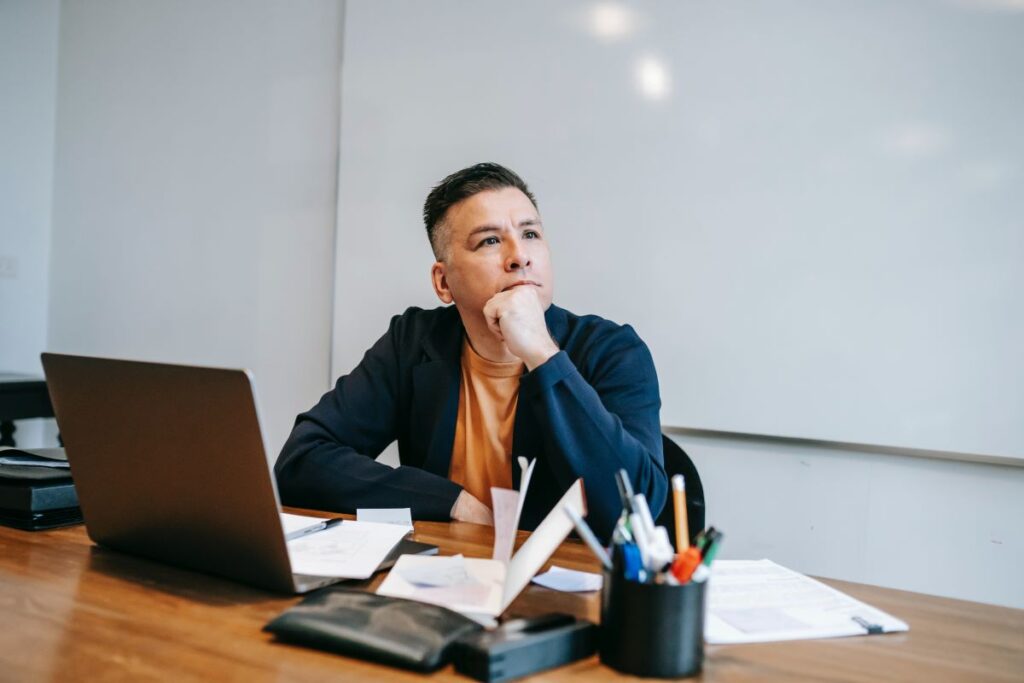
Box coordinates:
[275,163,666,539]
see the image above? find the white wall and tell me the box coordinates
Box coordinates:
[0,0,61,447]
[332,0,1023,608]
[47,0,342,456]
[331,0,1024,462]
[674,431,1024,609]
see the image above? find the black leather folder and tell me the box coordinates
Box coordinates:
[264,588,483,671]
[0,448,82,530]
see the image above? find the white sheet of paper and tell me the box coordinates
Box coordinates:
[515,455,535,524]
[501,478,585,609]
[279,512,327,539]
[287,520,408,578]
[399,554,473,587]
[378,478,586,618]
[0,456,70,468]
[490,488,521,563]
[491,457,537,563]
[705,559,910,644]
[532,566,603,592]
[356,507,413,530]
[378,554,506,615]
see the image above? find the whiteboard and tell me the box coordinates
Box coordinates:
[333,0,1024,461]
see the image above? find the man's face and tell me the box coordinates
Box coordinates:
[431,187,554,318]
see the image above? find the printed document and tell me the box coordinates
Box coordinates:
[706,559,909,644]
[287,520,408,578]
[280,512,329,540]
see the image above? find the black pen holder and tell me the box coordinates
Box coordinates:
[599,570,706,678]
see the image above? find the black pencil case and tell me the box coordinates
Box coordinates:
[264,587,484,672]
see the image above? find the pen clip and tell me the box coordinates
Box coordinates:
[615,469,635,515]
[851,616,883,635]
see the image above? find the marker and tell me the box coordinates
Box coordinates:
[631,494,657,539]
[613,515,634,544]
[629,512,654,572]
[622,542,643,581]
[671,547,702,583]
[563,506,612,571]
[651,526,676,572]
[692,530,724,583]
[700,529,723,565]
[671,474,689,551]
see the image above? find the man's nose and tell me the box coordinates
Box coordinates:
[504,238,531,271]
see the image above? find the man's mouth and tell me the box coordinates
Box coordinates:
[501,280,542,292]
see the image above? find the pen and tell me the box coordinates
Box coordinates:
[615,469,635,515]
[563,506,612,571]
[671,474,689,551]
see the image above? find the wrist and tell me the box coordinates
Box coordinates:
[523,339,559,371]
[450,490,465,519]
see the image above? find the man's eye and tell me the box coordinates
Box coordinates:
[478,236,499,248]
[524,230,540,239]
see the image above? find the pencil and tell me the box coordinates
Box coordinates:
[672,474,689,550]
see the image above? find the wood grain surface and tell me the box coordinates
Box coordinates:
[1,513,1021,682]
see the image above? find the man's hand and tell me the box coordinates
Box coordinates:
[450,491,494,526]
[482,286,559,370]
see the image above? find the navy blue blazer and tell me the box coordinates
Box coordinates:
[274,304,667,540]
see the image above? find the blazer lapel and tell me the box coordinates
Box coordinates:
[413,306,464,476]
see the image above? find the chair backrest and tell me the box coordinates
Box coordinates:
[655,434,705,544]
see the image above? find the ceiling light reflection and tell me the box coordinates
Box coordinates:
[636,56,670,101]
[589,2,637,41]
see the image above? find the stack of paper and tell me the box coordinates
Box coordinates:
[377,457,586,619]
[705,559,909,644]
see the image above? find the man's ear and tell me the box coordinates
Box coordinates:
[431,261,453,304]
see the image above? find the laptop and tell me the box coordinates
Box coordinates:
[40,352,428,594]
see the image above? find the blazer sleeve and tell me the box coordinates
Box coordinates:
[274,315,463,520]
[519,324,667,540]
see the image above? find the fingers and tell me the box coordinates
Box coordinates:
[482,296,506,340]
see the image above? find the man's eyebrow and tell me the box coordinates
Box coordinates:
[465,219,542,240]
[467,225,500,239]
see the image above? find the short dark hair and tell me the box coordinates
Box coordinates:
[423,162,538,260]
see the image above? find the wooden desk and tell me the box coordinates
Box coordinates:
[1,519,1021,682]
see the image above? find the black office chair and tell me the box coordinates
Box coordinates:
[654,434,705,544]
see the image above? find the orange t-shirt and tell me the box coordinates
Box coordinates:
[448,339,524,508]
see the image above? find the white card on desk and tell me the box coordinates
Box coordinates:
[356,507,413,530]
[287,520,409,578]
[705,559,910,644]
[532,565,603,593]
